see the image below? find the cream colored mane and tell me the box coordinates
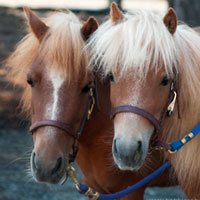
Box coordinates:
[6,11,87,114]
[88,11,179,78]
[88,10,200,196]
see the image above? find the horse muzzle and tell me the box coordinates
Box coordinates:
[31,151,68,184]
[112,136,146,171]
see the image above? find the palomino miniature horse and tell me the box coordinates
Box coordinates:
[6,8,175,199]
[89,3,200,198]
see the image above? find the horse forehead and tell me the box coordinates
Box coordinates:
[47,67,65,89]
[111,79,142,105]
[47,69,65,89]
[112,71,162,104]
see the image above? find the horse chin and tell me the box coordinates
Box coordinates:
[113,155,145,172]
[31,168,69,185]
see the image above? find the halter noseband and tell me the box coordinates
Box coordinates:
[30,120,79,138]
[111,105,162,131]
[110,81,177,133]
[29,88,95,162]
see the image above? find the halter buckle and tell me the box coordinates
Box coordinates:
[87,88,95,120]
[167,91,177,116]
[67,165,81,192]
[67,164,99,200]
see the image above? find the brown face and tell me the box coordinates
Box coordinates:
[22,8,98,184]
[29,59,93,184]
[110,68,173,171]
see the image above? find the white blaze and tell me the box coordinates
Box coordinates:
[46,69,65,120]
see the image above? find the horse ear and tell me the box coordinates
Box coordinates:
[163,8,177,34]
[110,2,123,23]
[81,16,98,40]
[23,7,48,41]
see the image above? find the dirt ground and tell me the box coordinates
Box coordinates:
[0,6,186,200]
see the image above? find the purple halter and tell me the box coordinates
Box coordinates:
[111,105,162,132]
[110,81,177,133]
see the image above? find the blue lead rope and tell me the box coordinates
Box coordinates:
[71,122,200,200]
[78,161,171,200]
[169,122,200,153]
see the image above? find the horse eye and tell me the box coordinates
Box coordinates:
[27,76,35,87]
[82,82,93,93]
[160,75,170,86]
[108,73,114,82]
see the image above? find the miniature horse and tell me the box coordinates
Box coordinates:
[6,8,175,199]
[88,3,200,198]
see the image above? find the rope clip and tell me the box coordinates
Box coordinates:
[87,88,95,120]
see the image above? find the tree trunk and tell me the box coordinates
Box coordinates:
[169,0,200,27]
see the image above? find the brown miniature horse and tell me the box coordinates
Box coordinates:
[6,8,175,199]
[89,3,200,199]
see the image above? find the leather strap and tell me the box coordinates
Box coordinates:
[30,87,95,140]
[110,80,177,133]
[30,120,79,139]
[111,105,161,132]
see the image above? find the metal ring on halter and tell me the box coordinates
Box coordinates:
[167,91,177,116]
[168,149,177,154]
[87,88,95,120]
[67,165,100,200]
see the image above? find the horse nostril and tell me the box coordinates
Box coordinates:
[51,157,63,175]
[137,141,142,153]
[32,152,37,170]
[136,140,142,154]
[113,138,118,155]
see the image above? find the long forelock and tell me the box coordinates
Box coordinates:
[40,11,88,82]
[6,10,87,115]
[88,10,179,79]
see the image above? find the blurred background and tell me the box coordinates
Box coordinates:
[0,0,199,199]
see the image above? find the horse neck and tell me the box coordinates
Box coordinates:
[161,94,200,198]
[161,65,200,199]
[79,77,112,145]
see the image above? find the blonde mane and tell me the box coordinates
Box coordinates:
[6,11,87,115]
[88,10,200,197]
[88,11,179,78]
